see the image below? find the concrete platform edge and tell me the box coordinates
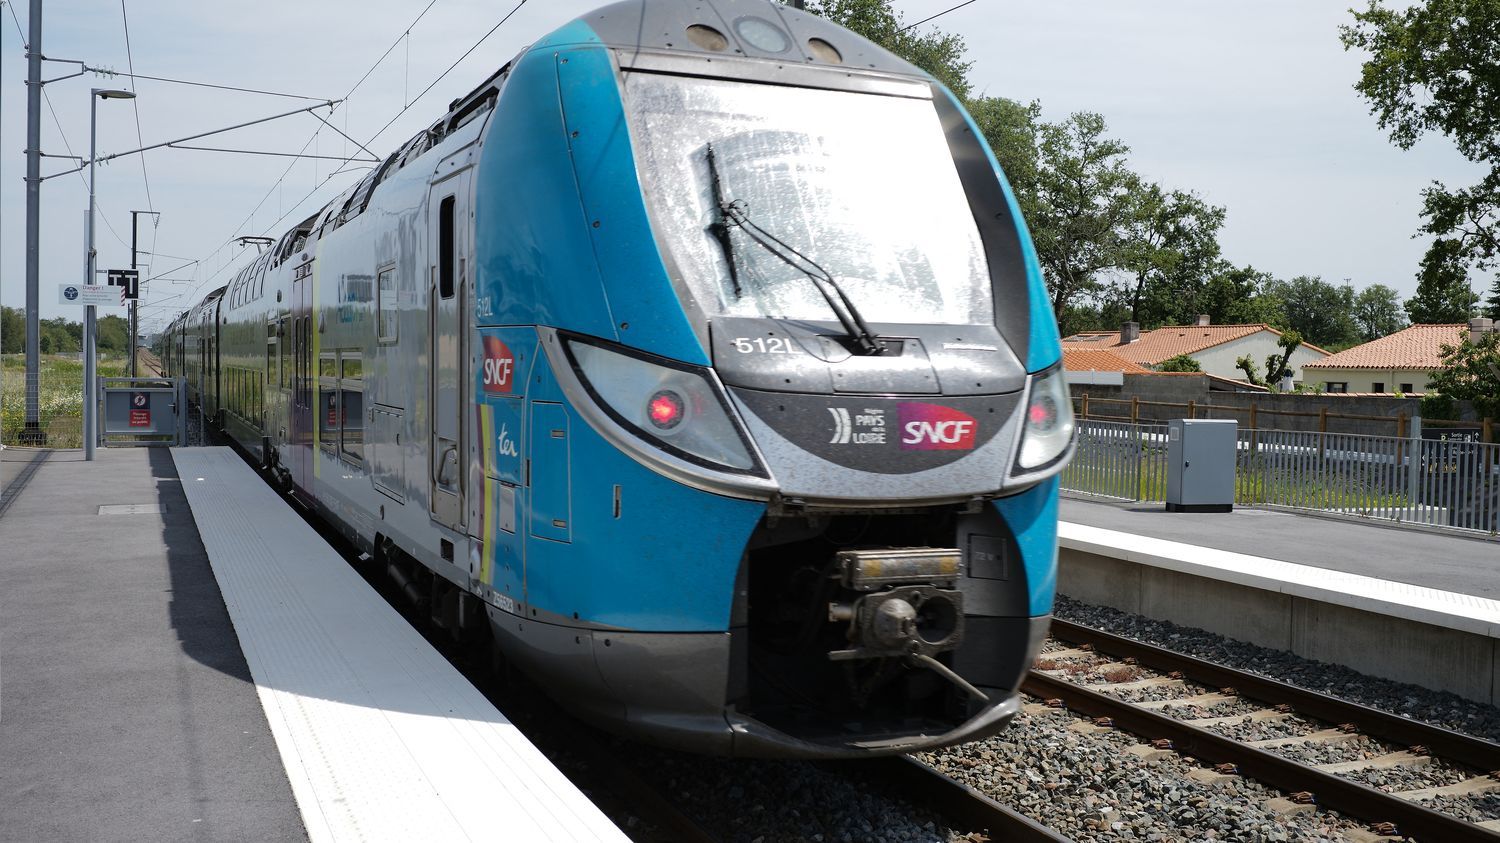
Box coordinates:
[1058,522,1500,705]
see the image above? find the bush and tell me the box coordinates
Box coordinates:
[1419,392,1458,420]
[1157,353,1202,373]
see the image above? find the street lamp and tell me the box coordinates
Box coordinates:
[83,88,135,461]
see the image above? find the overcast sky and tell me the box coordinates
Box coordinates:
[1,0,1491,333]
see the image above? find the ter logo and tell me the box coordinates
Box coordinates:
[482,336,515,394]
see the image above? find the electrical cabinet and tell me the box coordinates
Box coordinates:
[1166,419,1236,513]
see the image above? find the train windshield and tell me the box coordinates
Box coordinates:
[623,73,992,326]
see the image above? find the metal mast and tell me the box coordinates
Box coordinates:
[22,0,42,442]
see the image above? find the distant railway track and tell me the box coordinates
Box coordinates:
[1030,618,1500,842]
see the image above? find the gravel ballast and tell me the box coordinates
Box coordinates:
[1053,595,1500,743]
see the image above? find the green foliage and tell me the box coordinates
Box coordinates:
[1486,276,1500,319]
[1235,354,1264,387]
[1427,329,1500,417]
[1419,391,1459,420]
[1341,1,1500,278]
[1156,354,1202,373]
[1120,185,1226,325]
[1407,238,1480,322]
[966,96,1042,220]
[0,306,22,354]
[1196,265,1286,327]
[1352,283,1408,340]
[0,308,131,356]
[1267,276,1358,348]
[1030,113,1141,313]
[1265,330,1304,387]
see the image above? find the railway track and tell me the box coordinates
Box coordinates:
[842,756,1072,842]
[1029,618,1500,842]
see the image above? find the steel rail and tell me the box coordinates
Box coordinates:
[1034,619,1500,842]
[850,757,1074,843]
[1048,618,1500,772]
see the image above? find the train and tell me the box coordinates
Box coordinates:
[159,0,1073,758]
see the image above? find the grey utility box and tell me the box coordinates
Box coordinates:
[1165,418,1236,513]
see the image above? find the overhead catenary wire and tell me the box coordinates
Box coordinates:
[118,0,154,213]
[171,0,448,308]
[899,0,977,32]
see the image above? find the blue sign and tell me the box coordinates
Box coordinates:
[63,286,79,301]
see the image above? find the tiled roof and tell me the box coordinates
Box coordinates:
[1301,324,1466,370]
[1062,348,1152,373]
[1061,324,1329,366]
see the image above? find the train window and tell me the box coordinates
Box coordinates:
[376,266,398,343]
[438,196,455,298]
[341,380,364,462]
[341,355,363,382]
[267,323,277,394]
[320,354,337,379]
[278,318,290,389]
[319,354,339,454]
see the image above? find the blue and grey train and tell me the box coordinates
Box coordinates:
[159,0,1074,758]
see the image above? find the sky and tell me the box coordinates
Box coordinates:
[0,0,1491,335]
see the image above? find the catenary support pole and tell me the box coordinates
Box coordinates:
[23,0,43,442]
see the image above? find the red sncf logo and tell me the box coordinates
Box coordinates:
[899,403,978,451]
[482,337,515,394]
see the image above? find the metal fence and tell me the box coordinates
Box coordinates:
[1062,418,1500,536]
[1061,420,1169,502]
[1238,428,1499,534]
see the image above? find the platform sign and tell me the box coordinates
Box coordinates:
[129,391,151,427]
[57,283,125,307]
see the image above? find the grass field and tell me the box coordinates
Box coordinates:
[1,354,128,448]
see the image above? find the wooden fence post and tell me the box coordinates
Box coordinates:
[1187,400,1196,419]
[1131,396,1139,425]
[1080,393,1089,421]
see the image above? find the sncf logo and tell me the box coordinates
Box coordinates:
[899,403,978,451]
[482,337,515,394]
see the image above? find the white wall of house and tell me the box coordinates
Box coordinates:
[1305,368,1433,394]
[1175,332,1328,383]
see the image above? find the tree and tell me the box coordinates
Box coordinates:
[1119,184,1226,325]
[1427,329,1500,417]
[1406,238,1479,322]
[1352,283,1407,341]
[1237,331,1305,389]
[1267,276,1358,348]
[1484,275,1500,319]
[1196,264,1286,327]
[1030,112,1140,314]
[799,0,973,98]
[1341,2,1500,280]
[1157,354,1202,373]
[1,306,23,355]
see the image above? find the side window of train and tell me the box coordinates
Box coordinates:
[319,353,338,454]
[278,318,290,389]
[376,266,398,343]
[340,354,364,463]
[439,195,455,298]
[267,322,277,398]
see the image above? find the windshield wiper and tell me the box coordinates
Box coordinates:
[702,144,883,356]
[704,144,742,299]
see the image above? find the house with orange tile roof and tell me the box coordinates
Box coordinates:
[1061,348,1152,374]
[1061,317,1330,384]
[1300,324,1469,394]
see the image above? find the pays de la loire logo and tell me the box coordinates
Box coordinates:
[899,403,978,451]
[482,336,515,394]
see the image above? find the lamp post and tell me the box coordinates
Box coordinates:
[84,88,135,461]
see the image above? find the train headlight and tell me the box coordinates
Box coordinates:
[1014,363,1075,473]
[564,336,760,472]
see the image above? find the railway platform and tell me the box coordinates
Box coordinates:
[0,446,625,843]
[1057,495,1500,706]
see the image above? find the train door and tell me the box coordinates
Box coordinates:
[290,263,314,493]
[427,169,471,532]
